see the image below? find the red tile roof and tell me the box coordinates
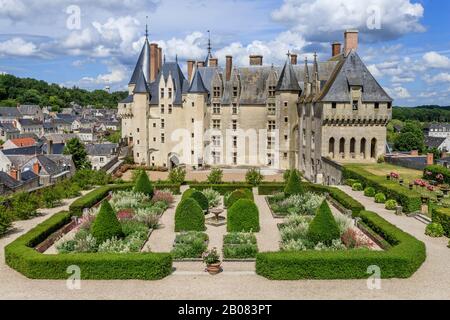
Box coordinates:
[10,137,36,147]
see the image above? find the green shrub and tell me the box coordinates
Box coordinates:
[283,169,301,183]
[5,212,172,280]
[182,188,196,201]
[207,168,223,184]
[425,223,444,238]
[344,179,359,187]
[245,168,264,186]
[188,183,253,195]
[344,166,421,213]
[226,189,252,208]
[307,201,340,245]
[0,210,12,236]
[91,201,124,244]
[189,191,209,212]
[284,170,303,196]
[258,183,285,195]
[168,167,186,184]
[256,210,426,280]
[375,193,387,204]
[423,165,450,184]
[227,199,260,232]
[134,171,154,197]
[364,187,376,197]
[432,207,450,237]
[352,183,363,191]
[171,232,208,260]
[175,198,205,232]
[385,200,398,211]
[223,243,258,259]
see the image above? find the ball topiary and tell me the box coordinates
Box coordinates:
[134,171,154,197]
[385,199,398,210]
[352,183,363,191]
[226,189,250,208]
[364,187,376,197]
[284,169,303,196]
[425,223,444,238]
[189,191,209,212]
[307,201,341,246]
[227,199,260,232]
[91,201,124,244]
[375,193,387,204]
[175,198,206,232]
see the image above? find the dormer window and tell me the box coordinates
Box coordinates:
[168,88,173,99]
[352,100,359,111]
[213,86,221,98]
[268,85,276,97]
[233,86,239,98]
[160,88,165,99]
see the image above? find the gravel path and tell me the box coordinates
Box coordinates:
[254,190,283,252]
[1,186,450,300]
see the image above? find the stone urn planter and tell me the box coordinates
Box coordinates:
[206,263,222,275]
[202,248,222,276]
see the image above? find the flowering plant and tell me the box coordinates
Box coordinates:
[202,248,221,265]
[390,172,400,180]
[428,185,435,192]
[415,179,427,187]
[117,209,134,221]
[436,174,444,182]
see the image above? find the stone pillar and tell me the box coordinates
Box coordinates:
[365,139,371,160]
[355,138,361,160]
[344,138,350,160]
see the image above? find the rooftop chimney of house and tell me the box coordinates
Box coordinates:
[158,47,163,72]
[249,55,263,66]
[226,56,233,81]
[427,153,434,166]
[33,162,41,175]
[290,54,298,65]
[187,60,195,82]
[150,43,159,82]
[48,140,53,155]
[332,42,342,57]
[209,58,218,67]
[344,30,358,56]
[9,168,18,181]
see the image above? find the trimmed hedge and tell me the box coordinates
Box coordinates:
[432,207,450,237]
[424,165,450,184]
[227,199,260,232]
[307,201,341,245]
[225,189,254,208]
[175,198,206,232]
[284,170,303,196]
[258,183,285,195]
[4,211,172,280]
[189,191,209,212]
[134,171,154,197]
[256,210,426,280]
[187,183,253,195]
[91,201,123,244]
[343,166,421,213]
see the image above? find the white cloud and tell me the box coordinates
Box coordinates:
[424,73,450,84]
[0,37,40,57]
[271,0,425,42]
[391,75,414,83]
[0,0,27,19]
[386,86,411,99]
[423,51,450,69]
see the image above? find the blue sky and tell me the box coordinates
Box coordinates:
[0,0,449,107]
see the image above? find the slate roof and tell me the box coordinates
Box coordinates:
[129,38,151,85]
[319,50,392,102]
[18,119,43,126]
[2,145,43,156]
[429,123,450,132]
[0,107,20,118]
[36,155,60,175]
[21,170,39,182]
[120,95,134,104]
[18,105,41,116]
[276,59,301,92]
[133,70,151,94]
[188,69,208,93]
[42,142,65,155]
[0,171,21,189]
[425,136,446,148]
[0,122,19,133]
[154,62,188,105]
[86,143,118,156]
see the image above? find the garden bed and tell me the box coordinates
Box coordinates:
[223,233,258,261]
[171,232,209,261]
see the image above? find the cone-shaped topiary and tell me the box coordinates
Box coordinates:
[189,191,209,212]
[307,201,340,245]
[227,199,260,232]
[284,169,303,196]
[181,188,196,201]
[134,171,154,197]
[225,189,251,208]
[91,201,124,244]
[175,198,206,232]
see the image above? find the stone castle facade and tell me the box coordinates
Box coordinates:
[119,29,393,185]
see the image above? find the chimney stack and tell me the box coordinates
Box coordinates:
[187,60,195,82]
[209,58,218,67]
[150,43,159,82]
[344,30,358,56]
[291,54,298,65]
[427,153,434,166]
[332,42,342,57]
[226,56,233,81]
[48,140,53,155]
[158,47,163,71]
[249,55,263,66]
[33,162,40,175]
[9,168,18,181]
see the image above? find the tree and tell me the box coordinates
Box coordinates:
[284,169,303,196]
[134,170,154,197]
[207,168,223,184]
[63,138,91,169]
[394,121,425,152]
[428,147,443,160]
[91,201,123,244]
[307,201,340,245]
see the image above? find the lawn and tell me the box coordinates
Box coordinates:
[350,163,423,184]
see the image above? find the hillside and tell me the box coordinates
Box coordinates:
[0,74,128,110]
[393,105,450,122]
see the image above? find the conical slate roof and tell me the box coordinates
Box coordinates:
[133,70,150,94]
[276,59,301,92]
[188,69,208,94]
[129,38,151,85]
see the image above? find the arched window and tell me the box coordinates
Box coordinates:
[371,138,377,159]
[329,138,335,157]
[361,138,367,159]
[350,138,356,158]
[339,138,345,157]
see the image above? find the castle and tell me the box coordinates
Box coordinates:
[119,29,393,185]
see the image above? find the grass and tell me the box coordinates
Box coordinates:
[350,163,423,185]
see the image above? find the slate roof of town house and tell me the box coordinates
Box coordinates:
[18,105,41,116]
[0,171,21,189]
[424,136,446,148]
[86,143,118,156]
[0,107,21,117]
[18,119,43,126]
[0,122,19,133]
[429,123,450,132]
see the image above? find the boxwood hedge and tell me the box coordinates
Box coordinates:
[432,207,450,237]
[187,183,253,195]
[343,166,421,213]
[227,199,260,233]
[4,211,172,280]
[256,210,426,280]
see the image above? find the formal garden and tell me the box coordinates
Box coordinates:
[3,166,431,280]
